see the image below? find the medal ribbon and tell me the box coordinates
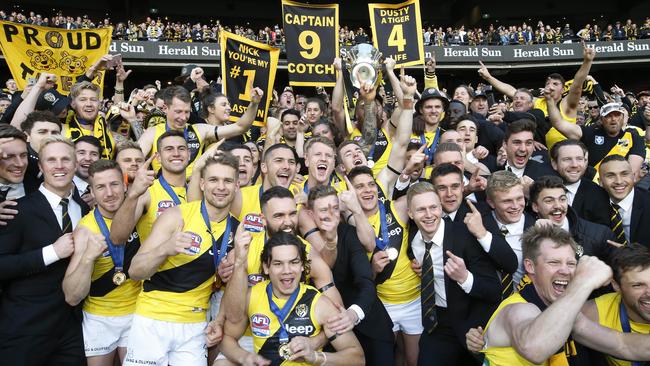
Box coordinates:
[619,300,644,366]
[420,127,440,165]
[93,208,125,272]
[158,174,186,205]
[266,281,301,344]
[375,201,390,250]
[303,174,334,194]
[200,200,232,269]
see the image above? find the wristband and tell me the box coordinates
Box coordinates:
[386,164,401,176]
[303,227,319,239]
[346,213,354,223]
[114,89,124,94]
[327,333,339,343]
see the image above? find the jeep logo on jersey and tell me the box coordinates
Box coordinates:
[284,324,314,335]
[156,200,175,216]
[251,314,271,337]
[184,231,202,255]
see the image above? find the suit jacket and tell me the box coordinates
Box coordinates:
[332,224,393,341]
[0,189,89,337]
[480,211,533,275]
[566,207,616,263]
[630,188,650,248]
[427,221,501,344]
[571,178,611,227]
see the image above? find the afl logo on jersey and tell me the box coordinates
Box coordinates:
[184,231,203,255]
[248,274,264,286]
[251,314,271,337]
[157,200,175,216]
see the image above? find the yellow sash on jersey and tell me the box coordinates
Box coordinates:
[592,132,633,184]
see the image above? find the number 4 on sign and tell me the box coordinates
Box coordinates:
[238,70,256,102]
[388,24,406,52]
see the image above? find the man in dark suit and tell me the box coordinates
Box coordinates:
[599,155,650,248]
[406,182,501,365]
[306,185,394,366]
[0,136,89,365]
[529,175,616,262]
[484,170,536,294]
[0,125,28,226]
[549,139,610,226]
[497,119,556,183]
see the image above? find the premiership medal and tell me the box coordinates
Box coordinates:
[113,270,126,286]
[386,247,398,261]
[279,342,292,360]
[367,159,375,168]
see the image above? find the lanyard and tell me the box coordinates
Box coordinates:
[375,201,390,250]
[619,300,644,366]
[420,127,440,165]
[93,208,124,271]
[259,185,264,201]
[165,122,189,141]
[158,174,185,205]
[200,200,232,269]
[266,282,301,344]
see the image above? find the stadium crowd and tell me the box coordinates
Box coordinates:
[0,8,650,366]
[1,8,649,45]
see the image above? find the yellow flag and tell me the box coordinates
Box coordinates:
[0,21,112,95]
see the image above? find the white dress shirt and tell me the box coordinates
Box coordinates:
[39,184,83,265]
[0,182,25,200]
[613,190,634,242]
[411,220,474,308]
[504,163,525,178]
[73,175,90,195]
[564,180,581,206]
[493,212,526,288]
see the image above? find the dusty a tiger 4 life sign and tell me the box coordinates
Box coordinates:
[0,21,112,95]
[368,0,424,67]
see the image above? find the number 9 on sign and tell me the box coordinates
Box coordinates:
[298,30,321,59]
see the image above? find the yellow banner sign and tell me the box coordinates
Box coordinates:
[221,31,279,127]
[368,0,424,67]
[0,21,112,95]
[282,0,339,87]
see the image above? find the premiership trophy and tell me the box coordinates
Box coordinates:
[341,43,383,89]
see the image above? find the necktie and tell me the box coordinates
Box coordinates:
[421,240,438,333]
[499,225,514,298]
[60,198,72,234]
[609,203,628,246]
[0,186,11,202]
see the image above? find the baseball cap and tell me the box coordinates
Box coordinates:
[600,102,623,117]
[415,88,449,113]
[473,91,488,99]
[35,89,70,116]
[175,64,199,83]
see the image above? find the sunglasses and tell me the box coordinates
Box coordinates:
[588,105,599,109]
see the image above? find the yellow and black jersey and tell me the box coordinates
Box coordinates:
[249,280,322,365]
[368,201,419,304]
[350,127,392,176]
[595,292,650,366]
[64,112,115,160]
[150,123,204,178]
[135,200,238,323]
[410,128,443,168]
[136,178,187,242]
[236,183,299,222]
[78,212,141,316]
[297,174,345,195]
[533,98,577,149]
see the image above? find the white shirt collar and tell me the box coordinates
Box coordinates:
[564,180,581,195]
[614,189,635,213]
[417,217,446,247]
[560,217,570,232]
[0,182,25,200]
[493,211,525,234]
[505,162,525,178]
[73,175,89,194]
[445,210,458,221]
[39,184,74,210]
